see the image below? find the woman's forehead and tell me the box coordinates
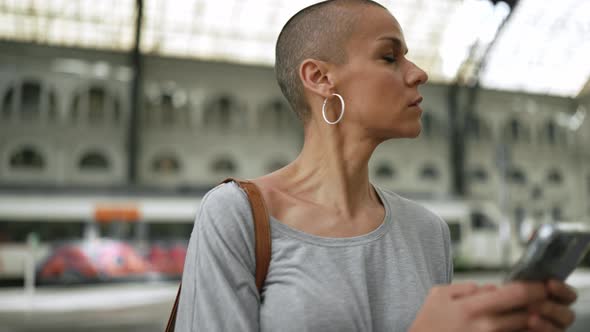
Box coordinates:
[348,6,404,47]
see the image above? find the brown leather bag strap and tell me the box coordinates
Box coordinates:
[165,285,182,332]
[165,178,272,332]
[223,178,272,291]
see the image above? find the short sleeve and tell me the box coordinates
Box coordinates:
[175,182,260,331]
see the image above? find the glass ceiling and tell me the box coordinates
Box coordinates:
[140,0,475,83]
[0,0,588,98]
[480,0,590,97]
[0,0,135,50]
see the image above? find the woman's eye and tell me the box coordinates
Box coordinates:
[383,55,396,63]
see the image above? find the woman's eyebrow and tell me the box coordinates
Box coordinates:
[377,36,408,55]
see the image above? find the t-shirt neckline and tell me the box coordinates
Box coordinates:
[269,185,393,247]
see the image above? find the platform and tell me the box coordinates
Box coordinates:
[2,270,590,332]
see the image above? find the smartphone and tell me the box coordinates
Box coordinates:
[506,223,590,282]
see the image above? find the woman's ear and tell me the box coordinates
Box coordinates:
[299,59,335,98]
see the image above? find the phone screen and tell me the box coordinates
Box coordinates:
[506,224,590,282]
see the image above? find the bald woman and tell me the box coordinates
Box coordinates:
[175,1,577,331]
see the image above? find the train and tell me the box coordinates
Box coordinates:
[0,187,535,284]
[0,190,201,282]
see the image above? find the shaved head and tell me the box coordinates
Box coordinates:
[275,0,387,123]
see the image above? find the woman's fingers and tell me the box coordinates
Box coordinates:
[464,282,547,314]
[528,314,561,332]
[529,300,576,328]
[411,282,573,332]
[447,282,497,299]
[547,280,577,305]
[480,311,530,331]
[478,284,498,293]
[447,282,479,299]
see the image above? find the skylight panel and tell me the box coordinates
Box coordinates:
[0,0,135,51]
[481,0,590,97]
[2,0,586,97]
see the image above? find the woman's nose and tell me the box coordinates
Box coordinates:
[406,62,428,86]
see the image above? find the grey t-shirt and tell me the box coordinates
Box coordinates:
[176,182,452,332]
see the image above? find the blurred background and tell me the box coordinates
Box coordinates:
[0,0,589,331]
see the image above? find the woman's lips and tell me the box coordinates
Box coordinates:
[408,96,423,107]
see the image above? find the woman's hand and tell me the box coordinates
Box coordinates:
[469,280,578,332]
[409,282,547,332]
[526,279,577,331]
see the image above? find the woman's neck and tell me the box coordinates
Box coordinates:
[283,122,382,218]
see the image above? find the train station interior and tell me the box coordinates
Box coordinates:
[0,0,589,331]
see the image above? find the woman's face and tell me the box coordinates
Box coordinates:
[333,5,428,140]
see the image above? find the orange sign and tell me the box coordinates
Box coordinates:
[94,205,141,222]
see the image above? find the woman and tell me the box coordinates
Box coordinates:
[175,1,577,331]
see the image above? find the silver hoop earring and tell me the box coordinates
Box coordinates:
[322,93,345,125]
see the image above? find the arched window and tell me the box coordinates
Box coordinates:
[88,86,106,122]
[507,167,526,185]
[159,89,188,125]
[420,163,440,181]
[160,92,175,124]
[469,166,488,182]
[71,85,119,124]
[204,95,241,130]
[211,156,237,174]
[71,93,82,121]
[375,162,395,180]
[21,81,42,120]
[509,118,521,140]
[465,114,480,139]
[546,120,556,144]
[503,117,528,143]
[79,151,110,171]
[9,146,45,170]
[466,114,491,141]
[2,86,15,118]
[266,159,289,173]
[547,169,563,185]
[142,84,188,126]
[48,89,58,121]
[541,120,565,145]
[152,154,181,174]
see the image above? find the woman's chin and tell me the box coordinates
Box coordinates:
[383,128,421,140]
[398,125,422,139]
[375,122,422,140]
[410,130,422,138]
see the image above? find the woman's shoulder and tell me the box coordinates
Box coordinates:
[200,181,251,213]
[376,186,443,224]
[376,185,450,239]
[183,181,258,292]
[195,181,256,245]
